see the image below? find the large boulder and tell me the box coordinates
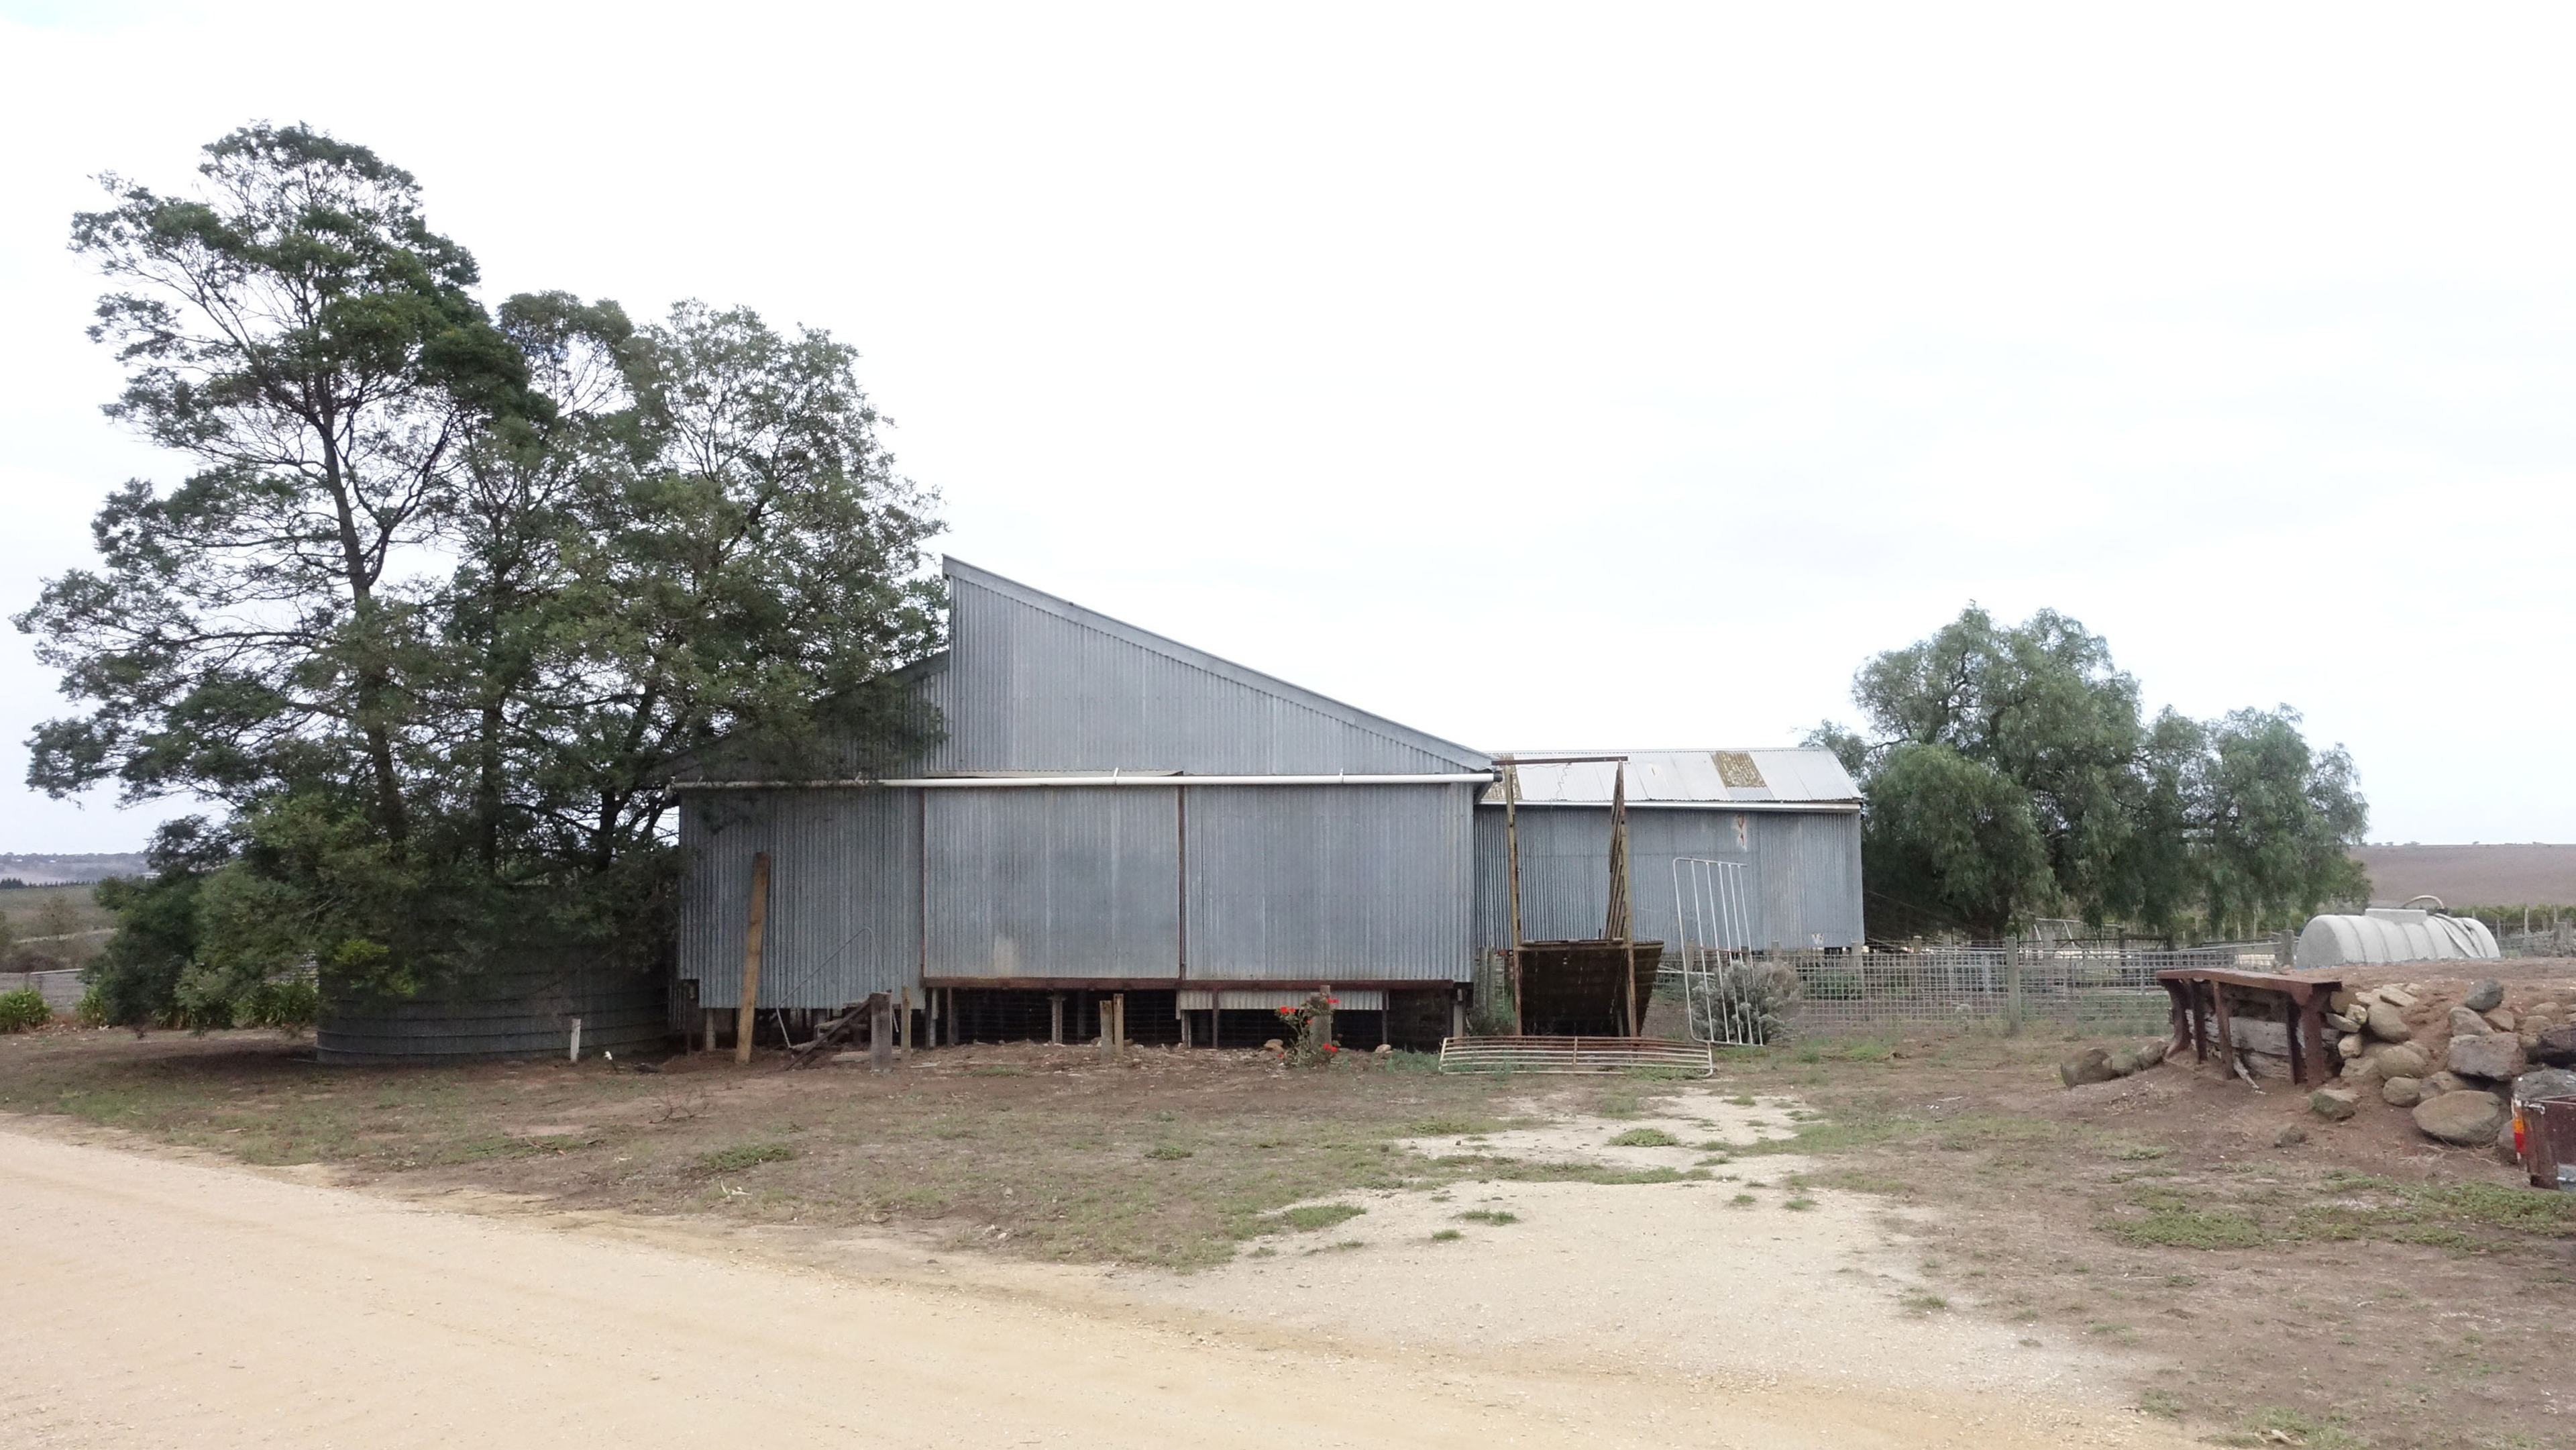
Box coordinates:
[2534,1027,2576,1069]
[2381,1076,2423,1107]
[2512,1068,2576,1105]
[2485,1008,2518,1033]
[2344,1055,2386,1092]
[2449,1006,2493,1037]
[2448,1033,2527,1083]
[2414,1090,2507,1147]
[2309,1088,2358,1121]
[2366,1000,2413,1042]
[2060,1047,2118,1088]
[2424,1070,2468,1096]
[2371,1042,2431,1079]
[2463,979,2505,1013]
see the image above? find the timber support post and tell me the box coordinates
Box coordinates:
[734,851,771,1066]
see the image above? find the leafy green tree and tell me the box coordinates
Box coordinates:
[29,125,945,1023]
[1816,607,2367,939]
[28,123,532,839]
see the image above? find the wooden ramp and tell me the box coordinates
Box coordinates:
[1437,1035,1715,1076]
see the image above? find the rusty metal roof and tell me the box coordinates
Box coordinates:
[1480,749,1862,809]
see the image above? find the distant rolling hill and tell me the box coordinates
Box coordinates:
[0,853,148,886]
[2351,844,2576,907]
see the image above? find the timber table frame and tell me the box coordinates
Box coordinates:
[2156,967,2343,1087]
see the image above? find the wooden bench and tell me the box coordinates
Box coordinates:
[2156,968,2343,1086]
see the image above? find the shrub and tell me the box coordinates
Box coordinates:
[0,988,51,1031]
[1609,1127,1680,1147]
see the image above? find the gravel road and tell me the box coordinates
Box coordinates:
[0,1124,2190,1449]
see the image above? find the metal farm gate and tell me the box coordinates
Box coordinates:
[1672,857,1778,1046]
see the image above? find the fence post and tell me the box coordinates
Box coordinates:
[2005,934,2023,1037]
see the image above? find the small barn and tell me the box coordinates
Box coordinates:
[674,559,1862,1048]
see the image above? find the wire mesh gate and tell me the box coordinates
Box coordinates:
[1672,857,1776,1046]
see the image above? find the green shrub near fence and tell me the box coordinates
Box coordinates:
[0,988,51,1032]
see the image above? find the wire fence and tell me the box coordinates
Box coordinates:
[1623,944,2239,1041]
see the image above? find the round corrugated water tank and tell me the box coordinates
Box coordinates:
[317,962,669,1064]
[2293,909,2499,970]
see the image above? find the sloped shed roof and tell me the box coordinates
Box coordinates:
[919,559,1493,776]
[1479,748,1862,811]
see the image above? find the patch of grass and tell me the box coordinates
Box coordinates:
[2106,1144,2168,1161]
[1274,1202,1365,1232]
[696,1142,797,1174]
[1726,1094,1756,1106]
[1782,1195,1816,1211]
[963,1066,1026,1077]
[1607,1127,1680,1147]
[2136,1388,2184,1420]
[2104,1206,2269,1248]
[1455,1208,1518,1225]
[1728,1192,1756,1207]
[1901,1291,1947,1312]
[1594,1092,1644,1119]
[1430,1228,1462,1241]
[1409,1115,1499,1136]
[1144,1145,1194,1160]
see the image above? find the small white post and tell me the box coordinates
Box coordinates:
[568,1015,584,1062]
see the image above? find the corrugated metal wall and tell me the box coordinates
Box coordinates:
[1183,783,1474,982]
[1473,807,1863,956]
[919,568,1487,776]
[925,788,1180,978]
[681,787,920,1009]
[682,782,1481,1001]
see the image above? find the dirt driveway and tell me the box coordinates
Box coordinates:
[0,1123,2191,1450]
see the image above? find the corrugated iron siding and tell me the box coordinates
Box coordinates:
[926,788,1180,977]
[1184,784,1474,982]
[919,572,1483,775]
[1473,807,1862,955]
[681,787,920,1009]
[682,782,1479,1001]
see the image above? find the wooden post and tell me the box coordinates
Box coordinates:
[1114,992,1127,1054]
[2004,933,2023,1037]
[1049,991,1065,1046]
[1609,762,1640,1038]
[703,1006,718,1053]
[568,1015,583,1063]
[734,851,771,1066]
[897,986,910,1049]
[1503,761,1525,1036]
[869,991,894,1071]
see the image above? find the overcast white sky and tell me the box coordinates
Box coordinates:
[3,2,2571,853]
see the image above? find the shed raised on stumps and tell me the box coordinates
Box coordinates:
[671,559,1865,1049]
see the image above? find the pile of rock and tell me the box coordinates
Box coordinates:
[2324,978,2576,1148]
[2058,1037,2169,1087]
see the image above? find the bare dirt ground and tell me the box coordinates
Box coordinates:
[0,1121,2188,1450]
[3,1004,2571,1448]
